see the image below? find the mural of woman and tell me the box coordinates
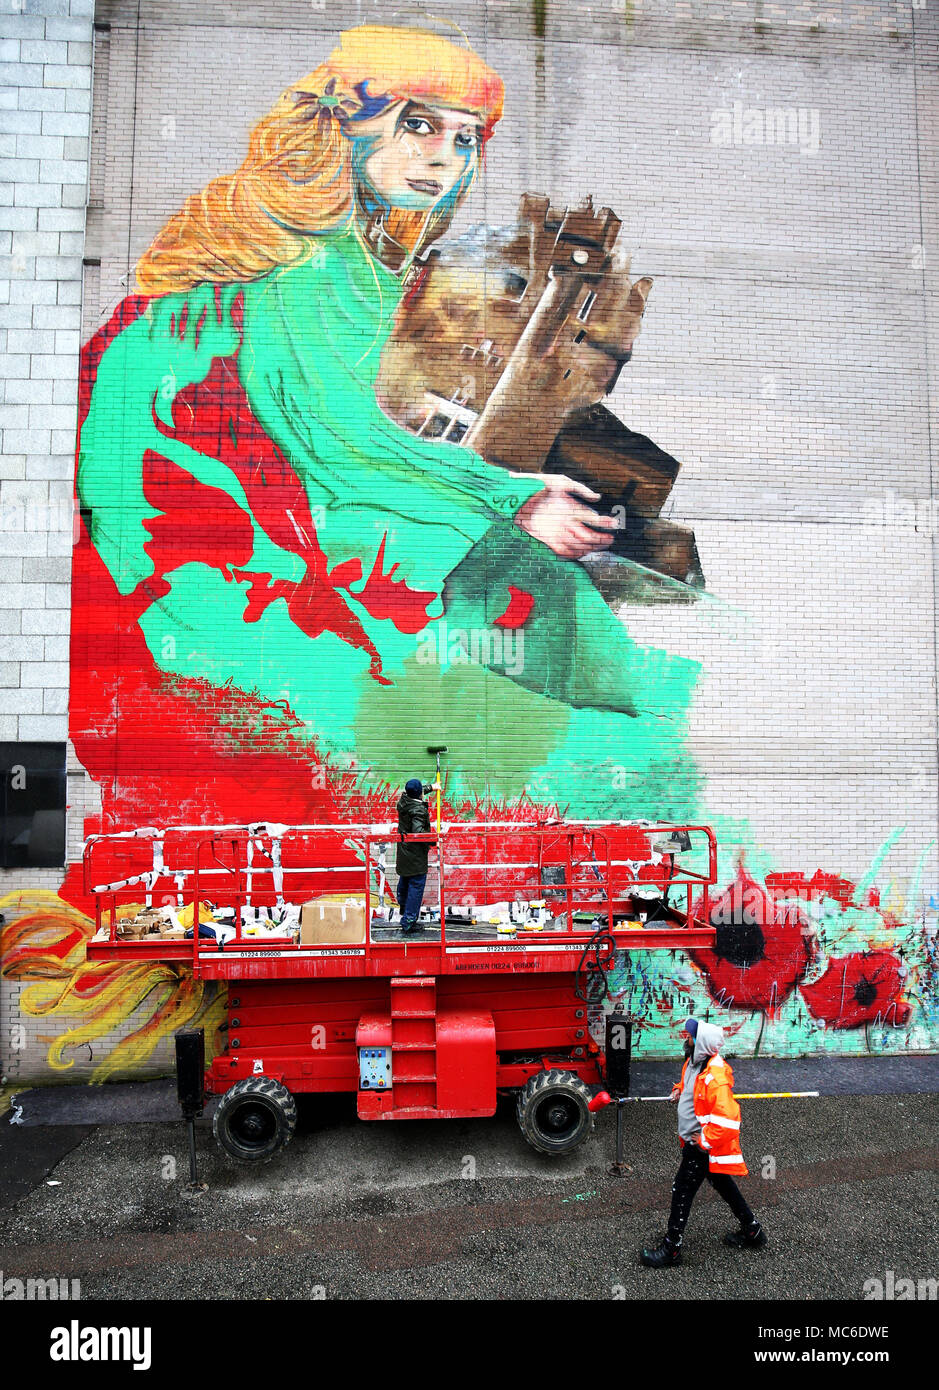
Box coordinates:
[11,22,923,1078]
[71,23,702,839]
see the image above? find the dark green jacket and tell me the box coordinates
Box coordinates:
[396,794,431,876]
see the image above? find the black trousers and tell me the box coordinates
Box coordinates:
[667,1141,755,1245]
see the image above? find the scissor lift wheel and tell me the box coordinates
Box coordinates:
[516,1069,594,1156]
[213,1076,297,1162]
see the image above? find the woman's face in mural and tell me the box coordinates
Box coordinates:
[358,101,482,211]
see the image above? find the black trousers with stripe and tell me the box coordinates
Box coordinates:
[666,1140,755,1244]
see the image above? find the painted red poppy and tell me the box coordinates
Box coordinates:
[799,951,911,1029]
[689,863,815,1018]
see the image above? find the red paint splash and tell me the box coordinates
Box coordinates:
[136,450,256,610]
[349,535,437,634]
[764,868,880,912]
[494,585,534,628]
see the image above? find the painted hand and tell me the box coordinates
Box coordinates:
[513,474,618,560]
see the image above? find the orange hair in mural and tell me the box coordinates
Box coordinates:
[136,24,504,294]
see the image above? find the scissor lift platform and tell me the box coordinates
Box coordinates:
[83,820,717,1156]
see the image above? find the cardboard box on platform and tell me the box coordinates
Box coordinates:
[300,897,367,944]
[117,919,146,940]
[123,909,164,937]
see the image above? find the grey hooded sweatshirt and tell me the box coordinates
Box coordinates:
[676,1020,725,1144]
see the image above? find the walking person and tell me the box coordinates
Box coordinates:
[395,778,432,935]
[640,1017,767,1267]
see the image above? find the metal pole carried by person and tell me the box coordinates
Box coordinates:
[621,1091,819,1102]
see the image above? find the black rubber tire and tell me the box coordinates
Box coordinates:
[515,1069,595,1156]
[213,1076,297,1163]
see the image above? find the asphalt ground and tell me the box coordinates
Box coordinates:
[1,1072,936,1330]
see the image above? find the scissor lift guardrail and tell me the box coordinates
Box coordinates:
[83,820,717,979]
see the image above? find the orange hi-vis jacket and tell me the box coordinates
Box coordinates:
[677,1053,748,1176]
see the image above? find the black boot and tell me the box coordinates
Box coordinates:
[640,1236,682,1267]
[724,1220,767,1249]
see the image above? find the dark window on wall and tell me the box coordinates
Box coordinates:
[1,744,66,869]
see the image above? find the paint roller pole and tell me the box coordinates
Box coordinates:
[427,745,448,835]
[588,1089,820,1172]
[734,1092,820,1100]
[593,1092,820,1105]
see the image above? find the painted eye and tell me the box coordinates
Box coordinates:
[403,117,435,136]
[456,131,479,150]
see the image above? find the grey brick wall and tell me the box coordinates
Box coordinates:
[1,0,95,1083]
[0,0,92,763]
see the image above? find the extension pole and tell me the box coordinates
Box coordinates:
[591,1089,816,1178]
[607,1091,820,1103]
[435,750,441,835]
[736,1092,820,1100]
[427,745,447,835]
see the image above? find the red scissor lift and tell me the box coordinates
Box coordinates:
[84,820,717,1160]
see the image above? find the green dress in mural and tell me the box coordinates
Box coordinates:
[78,227,701,817]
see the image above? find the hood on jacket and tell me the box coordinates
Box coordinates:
[693,1019,724,1064]
[397,793,425,814]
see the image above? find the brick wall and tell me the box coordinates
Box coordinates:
[0,0,92,748]
[1,0,937,1080]
[1,0,96,1082]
